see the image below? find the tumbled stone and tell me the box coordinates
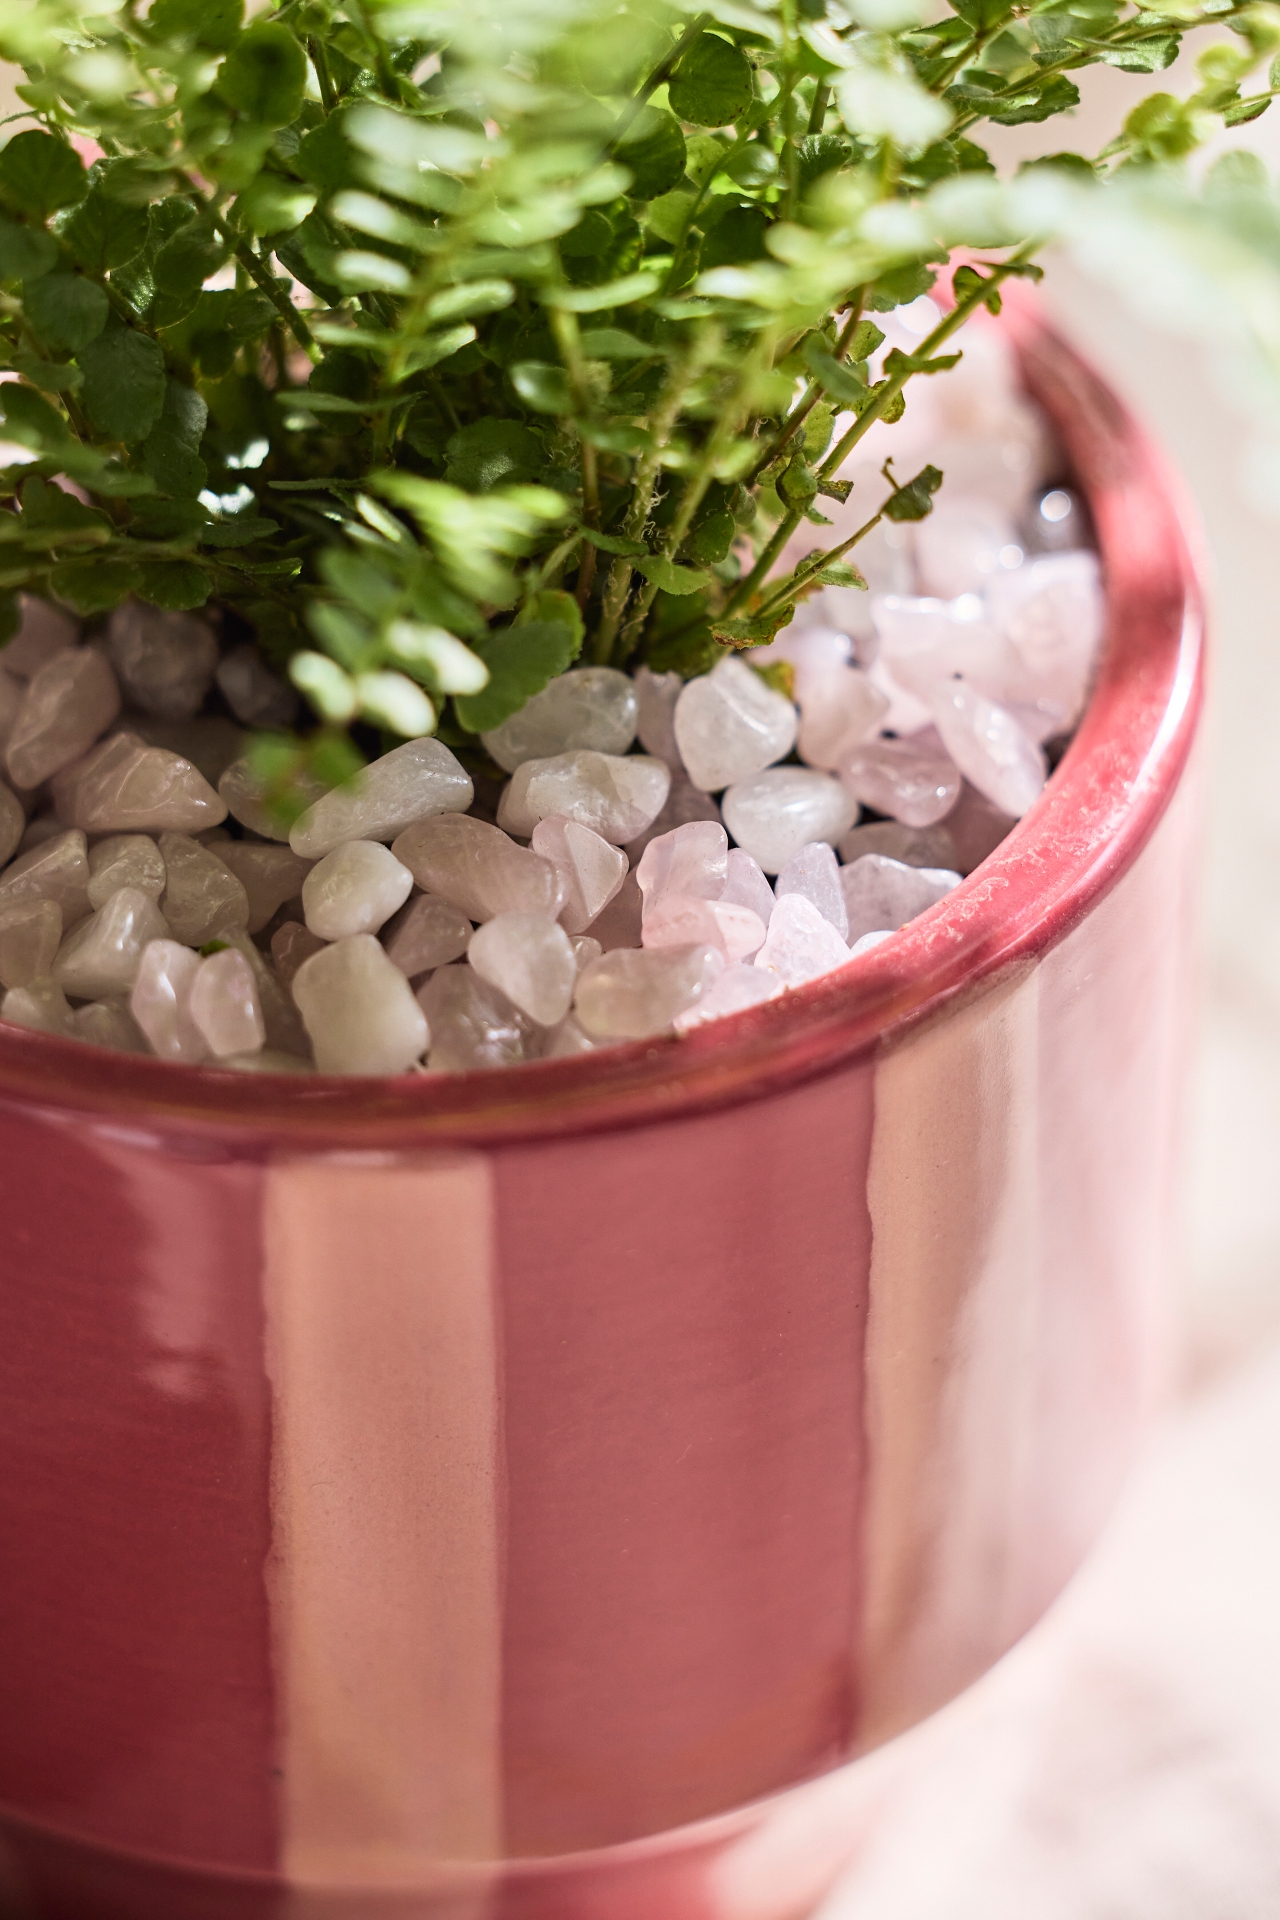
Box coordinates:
[302,839,413,941]
[0,828,90,920]
[574,942,723,1039]
[754,892,850,987]
[532,814,628,935]
[872,594,1020,708]
[108,602,218,719]
[641,893,766,963]
[867,652,934,736]
[0,782,22,865]
[213,841,314,934]
[72,997,149,1052]
[418,963,539,1071]
[293,934,428,1074]
[213,924,309,1056]
[839,854,960,943]
[221,1048,315,1074]
[158,833,249,946]
[482,668,638,772]
[673,656,797,792]
[54,886,169,1000]
[87,834,166,910]
[795,666,888,771]
[17,816,64,855]
[6,648,121,790]
[838,820,958,869]
[218,756,328,842]
[54,732,227,835]
[634,666,683,769]
[1,976,76,1038]
[776,842,848,938]
[587,869,643,951]
[0,896,62,990]
[132,715,245,788]
[719,847,775,927]
[290,738,473,858]
[623,777,721,865]
[0,673,20,755]
[673,963,782,1030]
[848,929,893,960]
[3,597,77,679]
[636,820,728,919]
[215,643,298,729]
[498,750,670,846]
[986,550,1102,734]
[129,940,208,1063]
[395,813,563,926]
[721,767,857,875]
[929,680,1046,819]
[571,935,602,973]
[270,920,327,989]
[377,892,469,979]
[839,730,962,829]
[916,495,1021,599]
[541,1013,597,1057]
[189,946,266,1058]
[469,912,577,1027]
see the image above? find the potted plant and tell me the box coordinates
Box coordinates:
[0,0,1230,1909]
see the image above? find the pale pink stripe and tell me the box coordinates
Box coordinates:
[264,1153,503,1886]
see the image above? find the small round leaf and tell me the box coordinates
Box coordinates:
[0,131,87,220]
[668,36,754,127]
[24,274,109,355]
[615,106,688,200]
[217,22,309,129]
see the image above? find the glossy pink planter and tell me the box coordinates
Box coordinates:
[0,304,1201,1920]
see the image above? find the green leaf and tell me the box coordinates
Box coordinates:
[882,462,944,522]
[518,589,584,653]
[296,108,364,191]
[579,327,655,359]
[19,476,111,542]
[0,382,72,449]
[1098,33,1180,71]
[803,337,869,406]
[8,353,82,395]
[77,329,167,443]
[153,212,230,299]
[510,361,574,413]
[150,0,243,49]
[699,202,769,269]
[811,561,867,588]
[709,606,794,646]
[645,620,720,676]
[0,594,19,645]
[952,263,1002,313]
[454,620,581,732]
[49,558,142,613]
[883,347,962,377]
[218,22,309,129]
[797,132,851,192]
[200,516,279,547]
[137,560,210,609]
[683,508,735,564]
[633,554,710,595]
[864,260,937,310]
[615,106,688,201]
[0,132,86,220]
[143,380,209,498]
[59,186,149,272]
[543,271,662,313]
[0,214,56,283]
[581,528,647,555]
[24,274,108,355]
[446,419,545,492]
[1223,94,1271,126]
[951,0,1009,30]
[669,34,755,126]
[848,319,885,359]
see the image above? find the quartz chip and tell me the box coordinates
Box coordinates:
[776,841,848,938]
[189,946,266,1058]
[622,777,721,864]
[673,963,782,1030]
[721,767,857,875]
[289,738,473,858]
[54,886,169,1000]
[634,666,683,770]
[381,892,473,978]
[87,833,166,910]
[158,832,250,946]
[838,820,958,870]
[796,666,888,772]
[673,656,797,792]
[212,924,310,1057]
[636,820,728,919]
[215,643,299,729]
[641,893,766,963]
[293,934,428,1074]
[392,814,565,923]
[531,814,628,935]
[218,757,329,843]
[129,939,208,1063]
[6,648,121,790]
[270,920,327,989]
[0,896,62,990]
[574,942,724,1039]
[0,828,90,920]
[929,680,1046,819]
[754,892,850,987]
[419,963,540,1071]
[469,912,577,1027]
[108,603,218,719]
[302,839,413,942]
[482,667,638,772]
[839,853,960,943]
[1,976,76,1038]
[719,848,775,927]
[498,750,670,846]
[54,732,227,835]
[72,998,148,1052]
[839,730,961,829]
[3,597,77,679]
[214,841,314,934]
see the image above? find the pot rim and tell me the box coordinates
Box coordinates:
[0,296,1204,1151]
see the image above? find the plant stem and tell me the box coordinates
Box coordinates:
[610,13,711,149]
[807,79,830,135]
[747,292,866,484]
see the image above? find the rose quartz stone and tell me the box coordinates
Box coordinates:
[189,947,266,1059]
[392,814,565,924]
[53,733,227,835]
[6,649,121,790]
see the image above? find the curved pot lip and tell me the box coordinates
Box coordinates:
[0,296,1204,1152]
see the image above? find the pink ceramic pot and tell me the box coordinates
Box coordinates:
[0,303,1201,1920]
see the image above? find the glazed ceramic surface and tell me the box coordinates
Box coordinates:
[0,302,1202,1920]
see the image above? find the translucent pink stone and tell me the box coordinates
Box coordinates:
[795,666,888,771]
[531,814,628,935]
[380,893,472,978]
[838,820,958,870]
[633,666,683,769]
[541,1013,597,1057]
[0,977,76,1038]
[270,920,327,989]
[129,940,208,1063]
[753,892,850,987]
[87,834,166,910]
[587,870,643,951]
[481,667,637,772]
[574,942,724,1039]
[636,819,728,919]
[839,729,962,829]
[392,814,564,923]
[0,896,62,990]
[189,947,266,1058]
[916,495,1020,598]
[215,644,298,728]
[158,833,249,946]
[418,963,540,1071]
[0,673,20,756]
[213,842,314,934]
[986,550,1103,733]
[2,597,77,678]
[673,963,782,1030]
[107,603,218,720]
[289,738,473,858]
[6,648,121,790]
[0,828,90,920]
[53,732,227,835]
[132,715,245,787]
[213,926,310,1057]
[72,998,149,1053]
[673,656,796,792]
[54,886,169,1000]
[623,777,721,863]
[721,767,857,875]
[944,781,1018,874]
[498,750,671,845]
[839,853,960,943]
[776,841,848,938]
[218,756,329,843]
[929,680,1046,819]
[641,893,766,964]
[292,935,428,1075]
[302,840,413,941]
[469,912,577,1027]
[719,848,775,927]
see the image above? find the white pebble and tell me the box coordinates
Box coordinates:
[541,1013,598,1057]
[0,782,23,865]
[839,730,961,829]
[796,666,887,771]
[131,714,245,787]
[641,893,766,963]
[673,963,782,1030]
[532,814,628,935]
[588,869,643,951]
[482,667,638,772]
[302,840,413,941]
[158,832,249,946]
[218,757,329,842]
[215,643,298,728]
[776,841,848,938]
[839,854,960,943]
[129,939,208,1063]
[916,495,1020,599]
[986,550,1102,733]
[108,603,218,719]
[0,896,62,990]
[719,847,775,927]
[213,925,309,1056]
[623,775,721,863]
[633,666,683,769]
[87,834,166,910]
[929,680,1046,818]
[270,920,327,988]
[189,946,266,1058]
[6,648,121,790]
[636,819,728,919]
[469,912,577,1027]
[419,963,539,1070]
[381,892,472,977]
[53,732,227,835]
[570,935,602,973]
[54,886,169,1000]
[293,934,428,1074]
[0,828,90,920]
[574,942,724,1039]
[289,738,473,857]
[72,998,148,1052]
[393,813,565,922]
[721,766,857,875]
[3,597,77,679]
[1,976,76,1038]
[498,749,670,845]
[754,892,850,987]
[673,656,797,792]
[0,670,21,755]
[849,929,894,959]
[213,841,314,933]
[872,594,1017,706]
